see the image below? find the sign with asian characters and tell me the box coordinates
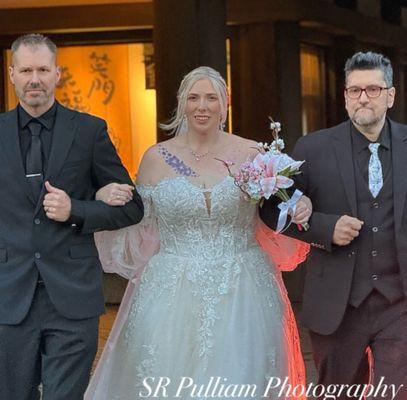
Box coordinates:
[55,46,132,171]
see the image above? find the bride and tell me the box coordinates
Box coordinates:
[85,66,311,399]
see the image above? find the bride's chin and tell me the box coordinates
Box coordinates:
[191,125,217,135]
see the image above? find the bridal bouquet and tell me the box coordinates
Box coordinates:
[220,119,309,233]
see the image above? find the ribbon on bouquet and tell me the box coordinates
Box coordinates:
[276,189,303,233]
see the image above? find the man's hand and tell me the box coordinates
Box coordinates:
[96,183,134,206]
[43,181,72,222]
[291,195,312,225]
[332,215,364,246]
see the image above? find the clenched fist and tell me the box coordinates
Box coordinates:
[43,181,72,222]
[291,195,312,225]
[332,215,364,246]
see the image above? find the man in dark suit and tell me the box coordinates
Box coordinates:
[0,34,144,399]
[260,52,407,397]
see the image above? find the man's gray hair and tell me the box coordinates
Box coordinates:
[11,33,57,62]
[344,51,393,87]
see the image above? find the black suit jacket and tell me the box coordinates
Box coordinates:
[260,119,407,335]
[0,104,144,324]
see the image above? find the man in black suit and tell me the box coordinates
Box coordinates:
[0,34,144,399]
[260,52,407,397]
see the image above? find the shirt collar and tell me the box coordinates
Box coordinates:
[18,101,57,131]
[351,119,391,154]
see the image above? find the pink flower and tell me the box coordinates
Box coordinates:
[253,152,282,176]
[251,153,267,172]
[261,175,293,199]
[224,160,235,168]
[253,153,294,199]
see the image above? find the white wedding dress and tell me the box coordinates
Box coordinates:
[85,176,308,400]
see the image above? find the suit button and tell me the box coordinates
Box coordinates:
[372,274,379,281]
[372,227,378,233]
[371,250,378,257]
[35,252,41,259]
[34,218,41,225]
[373,202,379,209]
[348,251,355,258]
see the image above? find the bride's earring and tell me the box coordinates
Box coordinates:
[180,114,188,134]
[219,114,225,131]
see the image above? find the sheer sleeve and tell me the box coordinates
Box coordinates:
[255,214,309,398]
[255,214,310,271]
[94,185,160,281]
[86,185,159,400]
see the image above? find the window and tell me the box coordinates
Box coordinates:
[300,44,327,135]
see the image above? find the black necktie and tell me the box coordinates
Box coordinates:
[26,121,43,200]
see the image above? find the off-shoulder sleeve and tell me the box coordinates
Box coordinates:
[94,185,160,280]
[255,214,310,271]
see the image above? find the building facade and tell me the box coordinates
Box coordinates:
[2,0,407,299]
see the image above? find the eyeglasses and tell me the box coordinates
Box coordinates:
[345,85,390,99]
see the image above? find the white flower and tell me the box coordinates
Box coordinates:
[271,139,285,151]
[274,153,304,173]
[247,181,261,195]
[270,121,282,131]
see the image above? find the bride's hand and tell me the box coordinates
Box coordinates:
[96,183,134,206]
[291,195,312,225]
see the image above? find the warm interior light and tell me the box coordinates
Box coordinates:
[6,43,157,178]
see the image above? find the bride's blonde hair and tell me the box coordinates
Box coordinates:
[160,66,229,135]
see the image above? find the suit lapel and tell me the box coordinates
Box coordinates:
[332,121,358,216]
[34,104,77,214]
[390,119,407,232]
[0,108,37,205]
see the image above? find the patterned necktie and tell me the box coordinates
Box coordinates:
[368,142,383,198]
[26,120,43,200]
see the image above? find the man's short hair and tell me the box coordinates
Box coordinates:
[344,51,393,87]
[11,33,57,62]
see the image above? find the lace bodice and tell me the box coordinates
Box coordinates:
[141,176,259,261]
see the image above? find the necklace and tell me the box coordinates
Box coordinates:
[186,131,221,162]
[189,148,210,162]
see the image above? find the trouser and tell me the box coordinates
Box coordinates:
[309,291,407,400]
[0,282,99,400]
